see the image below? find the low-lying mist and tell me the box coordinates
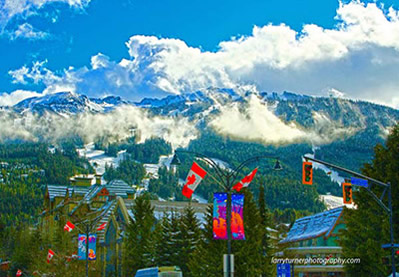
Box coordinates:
[209,96,360,145]
[0,105,198,149]
[0,96,362,149]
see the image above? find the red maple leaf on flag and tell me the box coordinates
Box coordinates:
[186,174,196,186]
[182,162,207,198]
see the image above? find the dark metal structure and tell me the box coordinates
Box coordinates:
[303,155,396,277]
[172,150,282,277]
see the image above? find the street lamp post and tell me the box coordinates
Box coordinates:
[171,151,282,277]
[303,155,396,276]
[76,215,105,277]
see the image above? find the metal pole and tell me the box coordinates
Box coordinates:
[173,151,279,277]
[388,183,396,277]
[86,224,89,277]
[226,175,232,277]
[303,155,388,188]
[304,155,397,275]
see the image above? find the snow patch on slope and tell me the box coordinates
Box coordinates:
[77,143,127,175]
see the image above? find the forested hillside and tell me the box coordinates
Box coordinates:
[0,142,93,225]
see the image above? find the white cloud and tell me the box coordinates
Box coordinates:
[9,23,49,40]
[0,105,198,148]
[6,1,399,107]
[209,96,357,145]
[0,0,91,30]
[8,60,61,85]
[0,90,41,106]
[210,96,309,144]
[91,53,112,70]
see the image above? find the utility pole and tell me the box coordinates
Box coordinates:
[86,224,89,277]
[304,155,396,276]
[226,175,232,277]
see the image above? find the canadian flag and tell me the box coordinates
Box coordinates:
[63,221,75,232]
[96,222,107,231]
[16,269,22,276]
[182,162,207,198]
[47,249,55,263]
[233,168,258,192]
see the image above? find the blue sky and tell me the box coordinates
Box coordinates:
[0,0,341,88]
[1,0,399,107]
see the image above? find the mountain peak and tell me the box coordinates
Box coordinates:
[13,91,126,115]
[259,91,310,101]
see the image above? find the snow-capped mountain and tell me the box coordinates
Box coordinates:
[12,91,129,115]
[3,87,399,175]
[135,88,398,131]
[134,88,231,108]
[90,95,130,107]
[9,89,399,132]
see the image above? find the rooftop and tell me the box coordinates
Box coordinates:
[279,207,344,244]
[46,179,135,202]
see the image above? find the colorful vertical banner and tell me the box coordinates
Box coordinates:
[213,193,245,240]
[78,234,87,260]
[231,194,245,240]
[88,234,97,260]
[213,192,227,239]
[78,234,97,260]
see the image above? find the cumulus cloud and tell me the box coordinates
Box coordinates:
[0,0,91,30]
[0,105,197,149]
[8,60,60,85]
[210,96,307,144]
[8,23,49,40]
[209,96,358,145]
[6,1,399,107]
[0,90,41,106]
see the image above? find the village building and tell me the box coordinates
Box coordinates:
[42,174,209,276]
[279,207,346,277]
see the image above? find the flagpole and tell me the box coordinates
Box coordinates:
[226,175,232,277]
[86,223,89,277]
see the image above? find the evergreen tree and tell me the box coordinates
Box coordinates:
[189,191,274,276]
[124,195,156,275]
[189,206,226,276]
[10,227,35,276]
[340,124,399,276]
[233,190,265,276]
[155,213,174,266]
[168,211,184,267]
[258,183,273,277]
[178,205,201,276]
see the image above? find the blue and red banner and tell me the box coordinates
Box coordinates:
[231,194,245,240]
[213,192,227,239]
[78,234,86,260]
[78,234,97,260]
[213,193,245,240]
[88,234,97,260]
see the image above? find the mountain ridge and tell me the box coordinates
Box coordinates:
[2,89,398,149]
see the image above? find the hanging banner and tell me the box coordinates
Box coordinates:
[213,192,227,240]
[78,234,97,260]
[213,193,245,240]
[88,234,97,260]
[231,194,245,240]
[78,234,87,260]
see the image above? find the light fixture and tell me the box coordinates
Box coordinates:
[170,153,181,166]
[273,159,283,171]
